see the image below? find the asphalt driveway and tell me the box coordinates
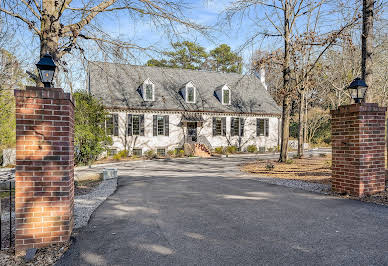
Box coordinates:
[57,156,388,265]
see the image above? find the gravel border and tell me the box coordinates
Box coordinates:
[74,178,117,229]
[253,176,331,194]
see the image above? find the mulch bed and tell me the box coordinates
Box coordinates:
[75,178,103,196]
[0,242,71,266]
[242,154,388,206]
[242,155,332,184]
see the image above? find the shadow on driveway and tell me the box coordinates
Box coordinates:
[57,157,388,266]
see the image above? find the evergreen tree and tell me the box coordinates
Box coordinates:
[209,44,242,73]
[73,91,112,165]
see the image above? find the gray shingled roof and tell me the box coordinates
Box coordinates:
[88,62,281,115]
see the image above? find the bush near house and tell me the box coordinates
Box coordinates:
[225,146,237,154]
[145,150,156,159]
[178,150,185,157]
[167,150,175,157]
[247,145,257,153]
[73,91,112,165]
[113,150,129,160]
[214,146,224,154]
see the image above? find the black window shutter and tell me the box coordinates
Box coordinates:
[153,115,157,136]
[231,118,235,136]
[212,117,217,136]
[240,118,245,137]
[265,119,269,137]
[127,114,132,136]
[164,115,169,136]
[113,114,119,136]
[140,114,145,136]
[256,118,260,137]
[222,117,226,136]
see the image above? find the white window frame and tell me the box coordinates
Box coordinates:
[129,114,141,136]
[222,86,231,105]
[185,82,196,103]
[142,78,155,101]
[157,116,165,136]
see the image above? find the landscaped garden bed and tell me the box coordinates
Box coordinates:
[242,154,388,206]
[242,154,332,184]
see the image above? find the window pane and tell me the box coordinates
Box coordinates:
[187,86,195,102]
[132,115,140,135]
[113,114,119,136]
[157,116,165,135]
[145,84,153,100]
[215,118,222,135]
[157,148,166,157]
[133,148,142,156]
[106,114,113,135]
[257,119,265,136]
[232,118,240,136]
[223,90,230,104]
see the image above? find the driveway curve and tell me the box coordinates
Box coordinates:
[57,157,388,265]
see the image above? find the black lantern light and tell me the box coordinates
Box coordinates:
[36,54,57,88]
[346,77,368,103]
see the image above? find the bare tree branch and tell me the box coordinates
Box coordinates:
[0,7,40,34]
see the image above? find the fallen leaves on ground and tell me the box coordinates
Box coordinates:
[0,242,70,266]
[242,155,332,184]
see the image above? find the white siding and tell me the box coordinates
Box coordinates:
[108,111,279,153]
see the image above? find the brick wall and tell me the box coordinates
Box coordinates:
[14,87,74,252]
[331,103,386,197]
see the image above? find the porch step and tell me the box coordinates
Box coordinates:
[193,143,211,158]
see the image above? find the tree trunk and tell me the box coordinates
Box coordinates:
[304,95,307,147]
[279,0,291,162]
[297,90,305,158]
[280,94,291,162]
[361,0,374,102]
[40,0,60,61]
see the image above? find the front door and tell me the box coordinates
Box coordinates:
[187,122,197,142]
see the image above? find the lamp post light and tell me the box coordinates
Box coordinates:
[346,77,368,103]
[36,54,57,88]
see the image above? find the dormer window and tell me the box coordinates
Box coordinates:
[215,84,231,105]
[142,78,155,101]
[181,81,196,103]
[187,85,195,103]
[145,84,153,100]
[222,88,230,105]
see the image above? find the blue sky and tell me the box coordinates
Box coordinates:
[93,0,259,62]
[3,0,387,91]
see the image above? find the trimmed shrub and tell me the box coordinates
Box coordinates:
[113,153,121,161]
[247,145,257,153]
[225,146,237,154]
[144,150,156,159]
[214,146,224,154]
[118,150,129,157]
[167,150,175,157]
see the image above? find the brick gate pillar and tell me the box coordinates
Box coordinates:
[331,103,386,197]
[14,87,74,252]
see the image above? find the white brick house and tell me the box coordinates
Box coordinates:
[88,62,281,156]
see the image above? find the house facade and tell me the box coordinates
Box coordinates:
[88,62,281,156]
